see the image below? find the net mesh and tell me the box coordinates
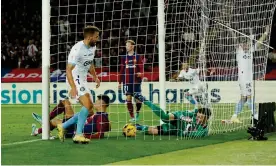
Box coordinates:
[49,0,276,139]
[165,0,276,135]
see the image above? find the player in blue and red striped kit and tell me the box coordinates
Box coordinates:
[31,95,111,141]
[118,40,144,122]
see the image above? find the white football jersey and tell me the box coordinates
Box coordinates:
[67,41,96,82]
[236,37,256,78]
[178,68,200,85]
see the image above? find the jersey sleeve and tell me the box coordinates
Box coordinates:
[190,68,199,77]
[248,34,258,52]
[67,46,80,65]
[137,55,144,76]
[183,69,195,80]
[184,125,208,138]
[178,70,185,78]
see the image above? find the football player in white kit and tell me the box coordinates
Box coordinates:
[230,26,269,123]
[57,26,101,143]
[177,63,208,107]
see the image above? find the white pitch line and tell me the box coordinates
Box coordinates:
[2,139,42,146]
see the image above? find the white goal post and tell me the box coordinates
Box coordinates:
[158,0,167,122]
[42,0,50,140]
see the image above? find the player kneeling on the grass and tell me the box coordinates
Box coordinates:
[31,95,111,140]
[177,63,209,108]
[133,93,211,138]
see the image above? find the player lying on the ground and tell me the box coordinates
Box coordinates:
[227,26,270,123]
[31,95,111,139]
[133,93,211,138]
[118,40,144,122]
[177,63,211,108]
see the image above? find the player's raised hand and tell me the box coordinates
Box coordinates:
[70,87,78,98]
[95,78,100,88]
[136,72,142,78]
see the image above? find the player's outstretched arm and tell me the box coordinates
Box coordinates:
[133,93,174,122]
[66,64,77,98]
[89,64,100,88]
[67,45,81,98]
[255,26,270,49]
[136,55,144,78]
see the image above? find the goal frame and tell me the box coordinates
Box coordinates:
[41,0,168,140]
[158,0,167,116]
[41,0,275,140]
[42,0,51,140]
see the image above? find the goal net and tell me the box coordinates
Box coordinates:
[48,0,276,140]
[165,0,276,135]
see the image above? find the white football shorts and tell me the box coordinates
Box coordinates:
[239,81,252,96]
[188,82,206,96]
[238,73,252,96]
[66,79,93,103]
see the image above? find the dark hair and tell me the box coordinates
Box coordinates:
[97,94,110,107]
[126,40,135,45]
[83,26,100,38]
[198,108,212,119]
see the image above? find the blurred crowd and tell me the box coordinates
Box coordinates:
[2,0,276,80]
[1,0,42,69]
[49,0,160,72]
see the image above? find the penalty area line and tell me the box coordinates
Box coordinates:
[2,139,42,146]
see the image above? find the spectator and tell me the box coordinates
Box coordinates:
[27,40,38,58]
[1,54,9,68]
[59,18,71,36]
[9,48,18,69]
[2,0,275,83]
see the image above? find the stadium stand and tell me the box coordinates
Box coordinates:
[1,0,276,80]
[2,0,42,69]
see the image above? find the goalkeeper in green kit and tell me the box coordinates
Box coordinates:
[133,93,212,138]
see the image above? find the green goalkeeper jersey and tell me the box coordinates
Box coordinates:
[143,100,208,138]
[164,109,208,138]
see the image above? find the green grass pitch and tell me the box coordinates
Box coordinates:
[1,104,275,165]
